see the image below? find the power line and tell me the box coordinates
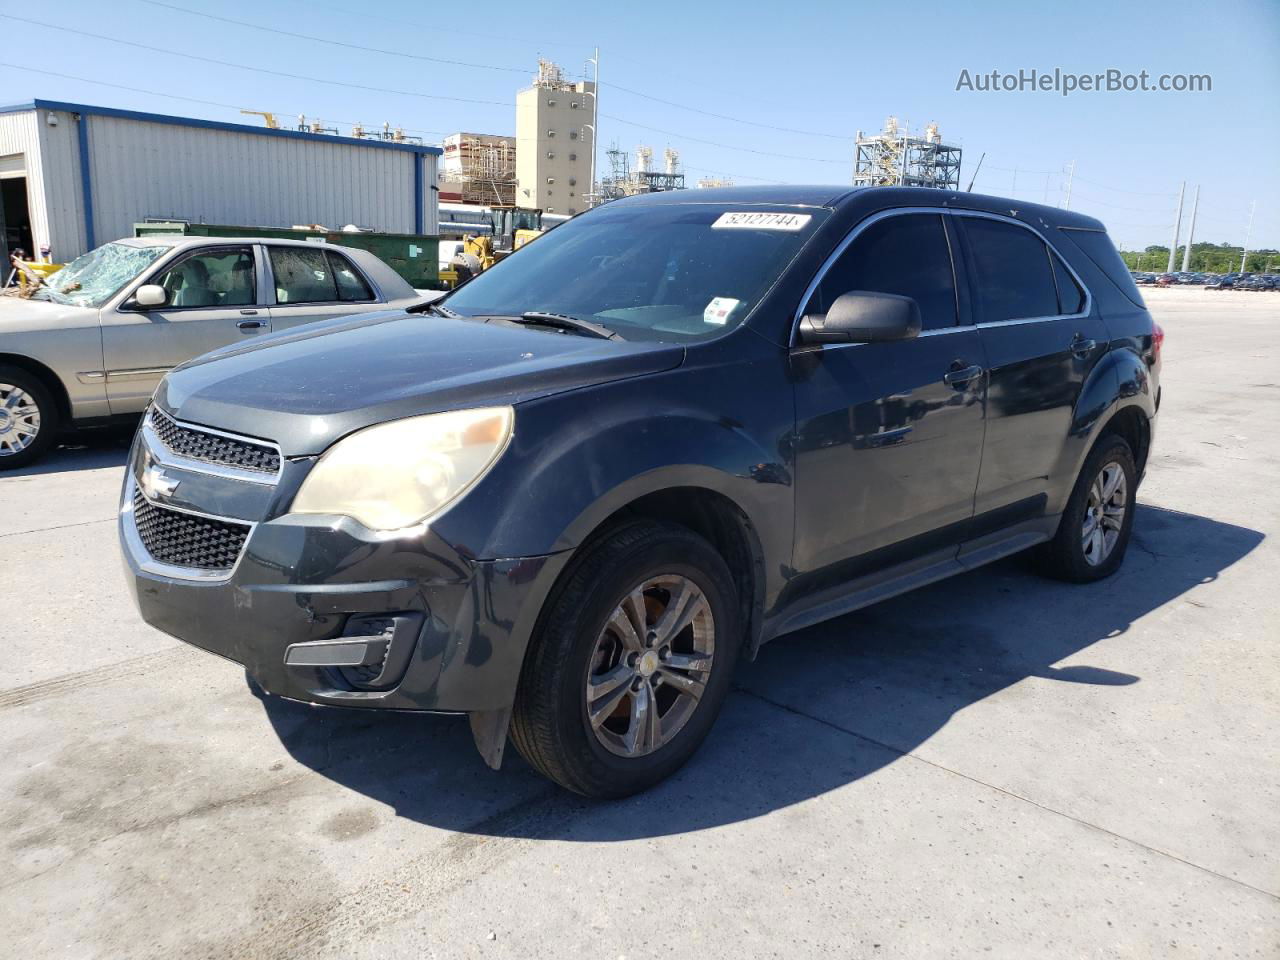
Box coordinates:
[5,15,511,108]
[0,61,453,138]
[1071,174,1179,197]
[600,113,847,165]
[135,0,529,74]
[142,0,852,142]
[601,80,850,141]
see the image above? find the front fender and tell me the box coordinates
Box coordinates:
[431,358,795,595]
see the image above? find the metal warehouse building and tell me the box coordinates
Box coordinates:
[0,100,441,266]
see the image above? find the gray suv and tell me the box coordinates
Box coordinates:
[120,187,1162,797]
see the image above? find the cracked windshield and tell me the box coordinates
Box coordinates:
[32,242,167,308]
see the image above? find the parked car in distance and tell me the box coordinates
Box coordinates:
[1156,273,1176,286]
[1206,273,1239,290]
[120,187,1162,798]
[0,236,426,468]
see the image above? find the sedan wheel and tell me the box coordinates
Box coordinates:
[0,382,43,457]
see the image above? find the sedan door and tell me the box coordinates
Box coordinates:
[263,245,382,332]
[101,244,268,413]
[952,213,1110,532]
[791,212,987,581]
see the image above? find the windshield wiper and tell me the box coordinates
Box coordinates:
[511,311,622,341]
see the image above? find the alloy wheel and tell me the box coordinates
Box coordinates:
[1081,461,1127,566]
[585,575,716,758]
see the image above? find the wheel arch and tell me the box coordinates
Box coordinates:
[0,352,71,423]
[568,483,768,660]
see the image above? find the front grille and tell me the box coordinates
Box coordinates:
[149,409,281,475]
[132,492,251,571]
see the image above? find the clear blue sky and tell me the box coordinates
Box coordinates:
[2,0,1277,252]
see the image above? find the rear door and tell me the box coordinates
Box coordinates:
[264,245,381,331]
[791,211,987,579]
[953,213,1109,527]
[102,244,267,413]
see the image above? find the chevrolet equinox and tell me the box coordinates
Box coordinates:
[120,187,1162,798]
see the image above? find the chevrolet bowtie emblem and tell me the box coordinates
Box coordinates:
[141,465,180,500]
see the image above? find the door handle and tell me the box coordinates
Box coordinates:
[943,363,983,387]
[238,319,266,331]
[239,309,259,315]
[1070,335,1097,358]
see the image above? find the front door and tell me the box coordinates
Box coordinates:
[952,214,1110,521]
[102,245,267,412]
[791,212,987,581]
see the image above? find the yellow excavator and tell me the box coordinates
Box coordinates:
[439,207,544,288]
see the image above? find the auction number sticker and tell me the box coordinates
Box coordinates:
[711,212,812,231]
[703,297,741,325]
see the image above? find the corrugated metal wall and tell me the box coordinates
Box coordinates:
[79,113,435,255]
[40,112,89,259]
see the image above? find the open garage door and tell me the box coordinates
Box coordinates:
[1,154,34,283]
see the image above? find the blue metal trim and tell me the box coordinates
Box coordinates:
[9,100,441,155]
[76,114,96,250]
[413,155,423,234]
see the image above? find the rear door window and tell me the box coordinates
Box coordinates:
[812,213,958,330]
[329,252,374,301]
[958,217,1059,322]
[270,247,337,304]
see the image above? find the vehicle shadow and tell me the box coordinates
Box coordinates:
[255,503,1263,839]
[1,433,133,478]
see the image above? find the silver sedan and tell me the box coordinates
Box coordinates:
[0,236,427,469]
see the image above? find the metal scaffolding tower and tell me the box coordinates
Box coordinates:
[598,142,686,201]
[852,118,962,190]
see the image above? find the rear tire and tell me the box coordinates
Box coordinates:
[1037,433,1137,583]
[0,365,59,471]
[510,521,741,799]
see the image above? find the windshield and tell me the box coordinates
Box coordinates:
[444,203,828,342]
[33,242,169,308]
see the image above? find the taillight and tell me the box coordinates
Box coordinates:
[1152,322,1165,363]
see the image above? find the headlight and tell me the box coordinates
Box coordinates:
[290,407,514,531]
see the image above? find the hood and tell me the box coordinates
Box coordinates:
[156,310,684,456]
[0,294,98,331]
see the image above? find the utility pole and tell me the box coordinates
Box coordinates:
[1062,160,1075,209]
[1181,185,1200,272]
[1240,200,1256,273]
[1167,181,1185,273]
[586,47,600,208]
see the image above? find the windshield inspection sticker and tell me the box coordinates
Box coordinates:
[711,211,812,231]
[704,297,741,325]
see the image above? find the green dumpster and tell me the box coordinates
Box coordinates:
[134,221,440,289]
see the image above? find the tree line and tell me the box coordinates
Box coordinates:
[1120,241,1279,274]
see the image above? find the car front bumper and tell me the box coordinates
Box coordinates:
[119,428,570,716]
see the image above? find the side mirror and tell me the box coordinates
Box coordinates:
[798,291,921,344]
[134,284,167,308]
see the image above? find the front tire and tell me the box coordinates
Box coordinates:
[1038,433,1137,582]
[0,365,59,471]
[510,521,741,798]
